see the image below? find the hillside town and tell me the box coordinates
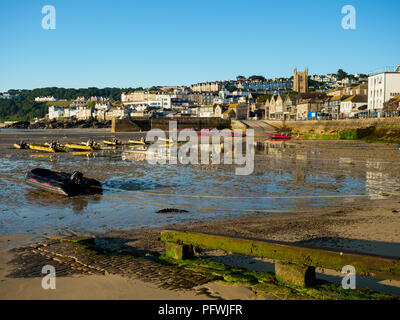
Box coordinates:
[24,65,400,122]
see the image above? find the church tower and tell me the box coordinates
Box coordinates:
[293,67,308,93]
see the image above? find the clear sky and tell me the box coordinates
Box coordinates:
[1,0,399,91]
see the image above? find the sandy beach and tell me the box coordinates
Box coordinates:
[1,199,400,299]
[1,129,400,299]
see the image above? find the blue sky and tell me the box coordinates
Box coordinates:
[1,0,399,91]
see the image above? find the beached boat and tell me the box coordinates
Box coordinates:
[128,139,146,145]
[44,142,67,152]
[25,168,102,196]
[103,139,123,146]
[28,144,57,153]
[197,130,213,136]
[157,137,174,143]
[80,141,102,150]
[65,143,94,151]
[267,133,291,140]
[224,132,246,137]
[14,141,29,149]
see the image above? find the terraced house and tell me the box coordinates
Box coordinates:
[265,94,297,120]
[340,95,368,118]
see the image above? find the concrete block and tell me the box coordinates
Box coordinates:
[275,262,316,287]
[165,242,194,260]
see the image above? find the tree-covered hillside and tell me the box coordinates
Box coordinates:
[0,87,138,122]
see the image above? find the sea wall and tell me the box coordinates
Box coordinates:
[112,117,231,132]
[265,118,400,142]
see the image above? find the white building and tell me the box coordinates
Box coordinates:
[110,107,128,119]
[340,95,368,117]
[368,70,400,113]
[95,102,113,111]
[48,106,65,119]
[198,105,216,117]
[35,96,58,102]
[181,106,198,116]
[156,95,172,109]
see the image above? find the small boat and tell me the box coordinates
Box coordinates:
[44,142,67,152]
[157,137,174,143]
[80,141,102,150]
[103,139,123,146]
[65,143,94,151]
[267,133,291,140]
[128,139,146,145]
[224,132,246,137]
[29,144,56,153]
[25,168,102,196]
[14,141,29,149]
[197,129,214,136]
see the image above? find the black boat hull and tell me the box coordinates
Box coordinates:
[25,168,102,196]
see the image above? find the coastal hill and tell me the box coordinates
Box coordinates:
[0,87,138,122]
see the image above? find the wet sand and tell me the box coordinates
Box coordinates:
[0,234,254,300]
[1,129,400,299]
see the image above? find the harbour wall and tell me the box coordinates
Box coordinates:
[265,118,400,142]
[112,118,231,132]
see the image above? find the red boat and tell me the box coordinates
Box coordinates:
[224,132,246,137]
[197,128,219,136]
[197,129,213,136]
[267,133,291,140]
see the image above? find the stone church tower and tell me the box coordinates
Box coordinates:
[293,67,308,93]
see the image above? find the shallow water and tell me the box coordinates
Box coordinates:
[1,140,400,238]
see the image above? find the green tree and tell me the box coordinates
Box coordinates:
[248,75,266,81]
[337,69,348,80]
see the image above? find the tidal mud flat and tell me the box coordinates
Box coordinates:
[1,129,400,299]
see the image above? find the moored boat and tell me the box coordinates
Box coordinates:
[25,168,102,196]
[267,133,291,140]
[14,141,29,149]
[128,139,146,145]
[44,142,67,152]
[224,132,246,137]
[65,143,94,151]
[80,140,102,150]
[28,144,56,153]
[103,139,123,146]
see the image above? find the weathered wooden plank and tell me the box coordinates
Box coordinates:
[161,230,400,281]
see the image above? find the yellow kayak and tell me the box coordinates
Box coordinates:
[103,140,123,146]
[44,142,67,152]
[14,143,29,149]
[29,144,56,153]
[80,142,102,150]
[128,139,146,145]
[157,137,174,143]
[65,143,94,151]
